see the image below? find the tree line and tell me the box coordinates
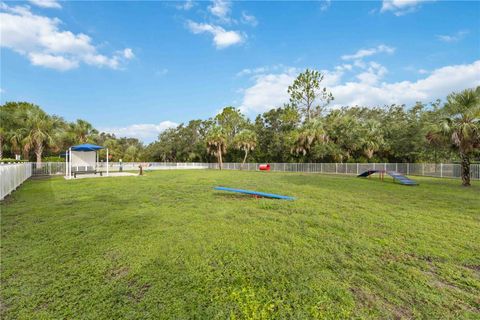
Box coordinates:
[0,102,144,163]
[1,69,479,186]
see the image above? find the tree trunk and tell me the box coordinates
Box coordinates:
[23,149,29,160]
[0,136,3,159]
[460,152,471,187]
[242,149,248,169]
[35,145,43,165]
[217,146,223,170]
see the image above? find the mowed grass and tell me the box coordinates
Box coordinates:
[1,170,479,319]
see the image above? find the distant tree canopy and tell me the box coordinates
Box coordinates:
[0,102,144,163]
[2,70,479,180]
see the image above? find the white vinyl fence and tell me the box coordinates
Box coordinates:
[29,162,208,176]
[209,162,480,180]
[29,161,480,180]
[2,161,478,200]
[0,163,32,200]
[25,162,480,180]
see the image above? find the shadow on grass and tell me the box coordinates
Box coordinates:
[281,173,413,188]
[1,176,56,207]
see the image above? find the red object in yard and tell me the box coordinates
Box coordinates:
[259,164,271,171]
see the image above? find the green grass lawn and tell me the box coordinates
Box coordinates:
[1,170,479,319]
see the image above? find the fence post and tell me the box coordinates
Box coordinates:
[395,163,398,172]
[356,163,359,175]
[440,163,443,178]
[384,163,387,171]
[335,163,338,174]
[407,163,410,175]
[422,163,425,176]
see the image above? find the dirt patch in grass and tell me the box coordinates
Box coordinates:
[351,287,413,319]
[127,281,151,303]
[465,264,480,273]
[350,287,378,309]
[107,266,130,280]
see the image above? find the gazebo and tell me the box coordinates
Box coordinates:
[65,143,109,179]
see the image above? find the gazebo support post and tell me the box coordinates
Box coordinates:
[69,147,72,179]
[65,149,68,178]
[106,148,109,177]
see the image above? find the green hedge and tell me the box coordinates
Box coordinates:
[0,159,28,163]
[42,156,64,162]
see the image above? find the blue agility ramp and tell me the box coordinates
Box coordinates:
[387,171,418,185]
[214,187,295,200]
[357,170,418,186]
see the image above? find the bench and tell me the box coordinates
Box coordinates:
[73,170,103,178]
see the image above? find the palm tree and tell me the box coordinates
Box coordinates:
[8,128,27,160]
[441,87,480,186]
[69,119,98,144]
[0,106,10,159]
[206,126,227,170]
[1,102,31,160]
[360,120,384,161]
[23,110,61,165]
[233,129,257,168]
[290,119,327,158]
[325,112,362,161]
[0,126,5,159]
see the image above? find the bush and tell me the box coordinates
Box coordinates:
[42,156,65,162]
[0,158,28,163]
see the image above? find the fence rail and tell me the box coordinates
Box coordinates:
[23,162,480,180]
[208,162,480,180]
[35,161,480,180]
[29,162,209,176]
[0,163,32,200]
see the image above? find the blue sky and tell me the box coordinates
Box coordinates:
[1,0,479,142]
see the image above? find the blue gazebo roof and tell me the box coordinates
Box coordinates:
[71,143,104,151]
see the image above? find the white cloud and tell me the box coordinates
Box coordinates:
[122,48,134,59]
[236,67,268,77]
[418,68,429,74]
[208,0,231,21]
[241,11,258,26]
[380,0,434,16]
[355,62,388,85]
[28,52,79,70]
[28,0,61,9]
[239,67,343,114]
[236,64,303,77]
[239,60,480,114]
[341,44,395,60]
[176,0,195,10]
[239,71,297,114]
[186,20,243,49]
[332,60,480,107]
[320,0,331,11]
[436,30,469,43]
[0,3,133,71]
[100,121,179,143]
